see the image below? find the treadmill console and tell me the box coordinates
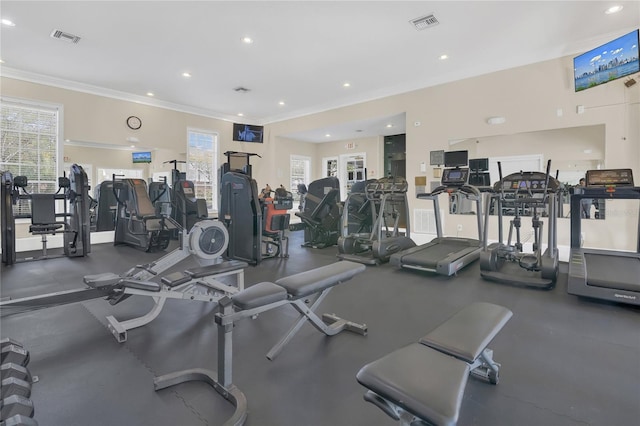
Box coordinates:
[586,169,634,187]
[493,171,560,193]
[441,168,469,187]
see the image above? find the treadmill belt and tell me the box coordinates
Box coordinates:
[401,240,476,269]
[584,253,640,292]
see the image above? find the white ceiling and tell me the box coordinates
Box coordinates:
[1,1,638,142]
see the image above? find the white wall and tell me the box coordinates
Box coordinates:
[2,51,639,253]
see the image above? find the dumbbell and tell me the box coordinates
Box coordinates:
[0,365,31,384]
[1,394,34,420]
[0,413,39,425]
[0,378,30,400]
[0,342,29,368]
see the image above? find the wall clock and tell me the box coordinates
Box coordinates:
[126,115,142,130]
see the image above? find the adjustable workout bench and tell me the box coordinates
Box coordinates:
[154,260,367,426]
[84,260,246,343]
[356,302,512,426]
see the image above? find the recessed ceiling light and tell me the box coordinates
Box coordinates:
[238,113,244,117]
[0,59,4,64]
[1,19,16,27]
[130,145,136,148]
[146,92,154,97]
[386,124,393,128]
[439,54,448,60]
[182,72,192,78]
[278,101,285,106]
[604,5,623,14]
[242,36,253,44]
[325,133,331,137]
[343,82,351,88]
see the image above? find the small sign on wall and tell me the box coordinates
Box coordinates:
[345,142,356,150]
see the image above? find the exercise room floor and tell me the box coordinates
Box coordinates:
[2,231,639,426]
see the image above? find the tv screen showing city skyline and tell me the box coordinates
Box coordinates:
[574,29,639,92]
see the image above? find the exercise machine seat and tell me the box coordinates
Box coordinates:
[419,302,513,363]
[357,343,470,426]
[275,261,365,298]
[29,194,63,234]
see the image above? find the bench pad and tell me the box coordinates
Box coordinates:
[419,302,513,363]
[84,273,122,289]
[185,260,247,278]
[120,279,161,292]
[161,271,191,287]
[275,261,365,298]
[232,282,287,310]
[356,343,469,426]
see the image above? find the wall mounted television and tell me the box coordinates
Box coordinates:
[574,29,639,92]
[233,123,264,143]
[444,150,468,168]
[132,151,152,163]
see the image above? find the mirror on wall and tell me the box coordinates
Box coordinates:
[447,125,605,219]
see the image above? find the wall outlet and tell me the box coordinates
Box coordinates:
[457,224,463,232]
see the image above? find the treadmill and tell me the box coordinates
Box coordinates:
[567,169,640,306]
[390,167,484,276]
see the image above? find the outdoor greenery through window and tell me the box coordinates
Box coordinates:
[187,129,218,211]
[290,155,311,202]
[1,99,60,215]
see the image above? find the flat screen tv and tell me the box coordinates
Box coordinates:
[444,150,468,168]
[574,29,639,92]
[469,158,489,171]
[132,151,152,164]
[233,123,264,143]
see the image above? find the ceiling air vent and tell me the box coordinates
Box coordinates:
[410,14,439,31]
[233,87,251,93]
[50,29,81,44]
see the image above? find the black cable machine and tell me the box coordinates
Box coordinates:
[1,164,91,265]
[112,175,174,252]
[479,160,559,289]
[337,176,414,265]
[219,151,263,265]
[92,180,118,232]
[162,159,209,232]
[295,176,342,249]
[390,166,484,276]
[567,169,640,306]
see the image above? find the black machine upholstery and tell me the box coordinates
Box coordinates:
[219,171,262,264]
[93,181,118,232]
[113,179,171,251]
[357,302,512,426]
[295,176,342,248]
[171,179,209,231]
[29,194,63,234]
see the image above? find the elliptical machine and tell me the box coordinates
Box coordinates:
[337,176,414,265]
[479,160,560,289]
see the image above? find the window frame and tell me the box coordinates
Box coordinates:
[1,96,64,188]
[290,154,311,202]
[186,127,219,212]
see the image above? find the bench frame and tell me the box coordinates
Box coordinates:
[155,261,367,426]
[104,264,245,343]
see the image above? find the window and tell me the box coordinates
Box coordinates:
[1,98,62,214]
[187,129,218,211]
[96,168,142,185]
[290,155,311,201]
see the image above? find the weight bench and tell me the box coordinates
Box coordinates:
[84,260,247,342]
[356,302,512,426]
[154,260,367,426]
